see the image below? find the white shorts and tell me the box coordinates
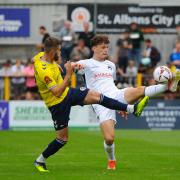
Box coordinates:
[92,88,128,124]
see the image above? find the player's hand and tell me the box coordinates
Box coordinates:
[71,62,84,70]
[118,111,128,120]
[64,61,73,77]
[74,63,84,70]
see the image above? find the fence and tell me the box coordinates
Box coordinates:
[0,73,144,101]
[0,73,77,101]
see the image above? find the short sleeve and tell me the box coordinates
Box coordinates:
[77,60,89,67]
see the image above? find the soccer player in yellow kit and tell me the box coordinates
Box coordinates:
[33,37,149,172]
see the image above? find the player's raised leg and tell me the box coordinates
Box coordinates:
[123,69,180,105]
[83,89,148,117]
[123,84,167,105]
[100,120,116,170]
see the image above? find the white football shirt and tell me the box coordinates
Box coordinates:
[78,58,119,97]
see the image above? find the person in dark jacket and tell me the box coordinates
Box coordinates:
[128,22,144,66]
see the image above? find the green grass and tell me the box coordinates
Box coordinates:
[1,129,180,180]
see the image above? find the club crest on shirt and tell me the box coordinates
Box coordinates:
[44,76,52,85]
[80,87,87,91]
[108,66,112,70]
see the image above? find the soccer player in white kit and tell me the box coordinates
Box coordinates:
[72,35,180,170]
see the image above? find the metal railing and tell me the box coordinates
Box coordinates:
[0,73,179,100]
[0,73,77,100]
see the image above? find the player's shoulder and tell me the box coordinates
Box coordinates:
[34,59,50,75]
[79,58,93,66]
[105,60,116,67]
[84,58,93,63]
[33,52,44,61]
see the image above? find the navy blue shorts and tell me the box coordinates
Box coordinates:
[48,87,89,130]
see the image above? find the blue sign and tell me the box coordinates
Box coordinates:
[0,8,30,37]
[116,99,180,130]
[0,101,9,130]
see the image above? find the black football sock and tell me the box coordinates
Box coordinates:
[99,94,127,111]
[42,139,67,159]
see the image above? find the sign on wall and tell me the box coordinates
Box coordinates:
[0,101,9,130]
[0,8,30,37]
[68,4,94,32]
[68,4,180,34]
[116,99,180,130]
[97,5,180,33]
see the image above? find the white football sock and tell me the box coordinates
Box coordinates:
[104,141,116,160]
[127,105,134,113]
[36,154,46,163]
[145,84,168,97]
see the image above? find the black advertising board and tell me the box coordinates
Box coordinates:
[97,4,180,33]
[68,4,180,34]
[116,99,180,130]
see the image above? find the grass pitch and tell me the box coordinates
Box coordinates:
[0,129,180,180]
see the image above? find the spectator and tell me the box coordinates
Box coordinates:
[59,20,76,61]
[176,24,180,42]
[116,60,137,88]
[23,59,38,100]
[11,59,25,100]
[170,41,180,69]
[36,26,50,51]
[128,22,144,65]
[70,39,90,61]
[70,39,90,87]
[116,31,132,73]
[79,22,94,49]
[0,59,12,76]
[142,39,161,68]
[126,60,138,86]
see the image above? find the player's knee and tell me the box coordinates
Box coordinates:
[56,134,68,142]
[135,86,145,97]
[86,90,100,102]
[105,136,114,145]
[89,90,100,98]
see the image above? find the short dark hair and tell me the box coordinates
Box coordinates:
[90,34,109,47]
[44,37,61,52]
[145,39,151,43]
[39,26,46,31]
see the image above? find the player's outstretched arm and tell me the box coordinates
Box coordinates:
[50,61,73,97]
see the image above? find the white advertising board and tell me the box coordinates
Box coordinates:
[9,101,98,128]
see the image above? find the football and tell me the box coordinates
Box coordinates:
[153,66,172,83]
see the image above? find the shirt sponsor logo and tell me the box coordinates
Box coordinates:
[44,76,52,85]
[94,73,113,79]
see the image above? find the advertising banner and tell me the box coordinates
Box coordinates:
[0,101,9,130]
[116,99,180,130]
[97,4,180,34]
[0,8,30,37]
[9,101,98,128]
[68,4,180,34]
